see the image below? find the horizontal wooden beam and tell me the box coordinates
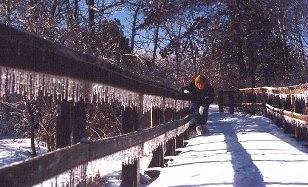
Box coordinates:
[0,116,193,186]
[239,84,308,95]
[220,103,263,107]
[266,104,308,123]
[0,24,186,100]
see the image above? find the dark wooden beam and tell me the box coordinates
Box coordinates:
[0,116,192,186]
[0,24,186,100]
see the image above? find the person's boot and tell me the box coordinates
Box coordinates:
[196,125,203,135]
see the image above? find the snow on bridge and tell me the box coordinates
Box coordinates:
[148,105,308,187]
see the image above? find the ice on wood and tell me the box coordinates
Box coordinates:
[34,121,189,186]
[143,134,165,156]
[34,164,87,187]
[264,87,308,105]
[0,66,190,111]
[266,108,308,128]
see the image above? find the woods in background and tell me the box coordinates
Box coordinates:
[1,0,307,89]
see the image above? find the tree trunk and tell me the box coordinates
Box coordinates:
[26,101,37,156]
[73,0,80,27]
[151,23,160,69]
[130,6,140,52]
[88,0,95,53]
[294,3,308,82]
[51,0,59,18]
[250,70,256,88]
[276,1,289,66]
[189,40,197,74]
[5,0,11,25]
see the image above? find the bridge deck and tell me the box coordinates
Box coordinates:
[148,105,308,187]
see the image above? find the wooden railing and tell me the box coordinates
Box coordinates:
[0,23,183,98]
[218,84,308,141]
[0,24,193,186]
[0,116,193,186]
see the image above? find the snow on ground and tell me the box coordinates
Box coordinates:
[2,105,308,187]
[0,138,47,168]
[0,137,151,187]
[148,105,308,187]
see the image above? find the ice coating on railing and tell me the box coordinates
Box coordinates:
[34,121,190,186]
[143,134,165,156]
[0,66,190,111]
[0,66,192,186]
[261,86,308,105]
[266,107,308,128]
[34,164,87,187]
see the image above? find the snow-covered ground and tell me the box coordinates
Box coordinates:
[148,105,308,187]
[0,138,47,168]
[2,105,308,186]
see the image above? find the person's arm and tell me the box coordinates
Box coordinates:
[181,81,194,94]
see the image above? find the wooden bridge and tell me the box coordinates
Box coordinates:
[0,24,307,187]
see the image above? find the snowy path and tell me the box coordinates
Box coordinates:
[148,105,308,187]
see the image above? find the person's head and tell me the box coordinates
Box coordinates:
[194,74,207,90]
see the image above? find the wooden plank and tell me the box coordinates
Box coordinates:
[0,143,89,187]
[220,103,263,107]
[88,118,190,161]
[0,116,192,186]
[266,104,308,123]
[0,24,186,100]
[239,84,308,95]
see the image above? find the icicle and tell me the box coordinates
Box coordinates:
[165,129,178,142]
[143,134,165,156]
[0,66,191,112]
[34,163,87,187]
[33,119,190,186]
[177,122,190,136]
[266,108,307,128]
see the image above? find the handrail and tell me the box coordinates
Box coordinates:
[218,85,307,140]
[265,104,308,124]
[218,84,308,114]
[239,84,308,95]
[0,24,186,100]
[0,24,193,187]
[0,116,193,186]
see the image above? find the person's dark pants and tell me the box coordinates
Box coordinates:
[191,103,209,131]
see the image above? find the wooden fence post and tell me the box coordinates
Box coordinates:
[289,95,297,137]
[303,99,308,141]
[164,108,176,158]
[120,106,138,187]
[175,105,185,154]
[149,107,164,168]
[291,95,296,112]
[176,134,184,149]
[228,92,234,114]
[121,92,146,187]
[218,91,224,113]
[72,101,86,144]
[260,89,267,114]
[56,100,72,148]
